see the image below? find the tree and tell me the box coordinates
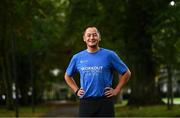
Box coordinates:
[151,1,180,109]
[0,0,15,109]
[0,0,69,107]
[122,0,169,105]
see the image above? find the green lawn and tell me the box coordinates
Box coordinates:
[0,104,54,117]
[115,105,180,117]
[115,98,180,117]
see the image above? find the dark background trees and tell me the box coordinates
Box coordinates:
[0,0,180,109]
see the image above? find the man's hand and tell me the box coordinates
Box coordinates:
[76,88,85,97]
[104,87,119,97]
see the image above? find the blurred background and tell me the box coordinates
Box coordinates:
[0,0,180,117]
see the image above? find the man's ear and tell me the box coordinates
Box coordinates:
[83,36,86,42]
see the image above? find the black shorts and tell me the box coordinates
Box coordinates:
[79,96,115,117]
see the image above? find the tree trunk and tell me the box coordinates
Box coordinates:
[0,0,14,110]
[128,54,163,105]
[124,1,163,106]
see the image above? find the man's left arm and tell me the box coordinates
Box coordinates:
[105,69,131,97]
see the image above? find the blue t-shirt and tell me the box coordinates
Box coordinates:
[66,48,128,98]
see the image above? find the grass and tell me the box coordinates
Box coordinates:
[0,104,55,117]
[115,105,180,117]
[115,98,180,117]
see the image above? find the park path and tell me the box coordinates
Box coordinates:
[43,100,79,117]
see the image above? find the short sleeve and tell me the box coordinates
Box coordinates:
[66,55,77,77]
[110,51,128,75]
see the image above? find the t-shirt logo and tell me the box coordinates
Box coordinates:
[80,66,103,73]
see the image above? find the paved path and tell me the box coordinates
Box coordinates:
[43,101,79,117]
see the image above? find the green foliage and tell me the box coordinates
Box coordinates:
[115,104,180,117]
[151,2,180,68]
[0,0,70,106]
[1,0,180,106]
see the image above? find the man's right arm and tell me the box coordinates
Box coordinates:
[64,72,79,93]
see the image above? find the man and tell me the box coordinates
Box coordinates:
[64,26,131,117]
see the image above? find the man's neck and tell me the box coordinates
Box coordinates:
[87,46,100,53]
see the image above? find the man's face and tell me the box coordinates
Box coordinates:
[83,27,101,48]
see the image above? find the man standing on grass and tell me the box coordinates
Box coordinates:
[64,26,131,117]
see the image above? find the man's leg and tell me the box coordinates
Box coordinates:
[79,99,99,117]
[97,97,115,117]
